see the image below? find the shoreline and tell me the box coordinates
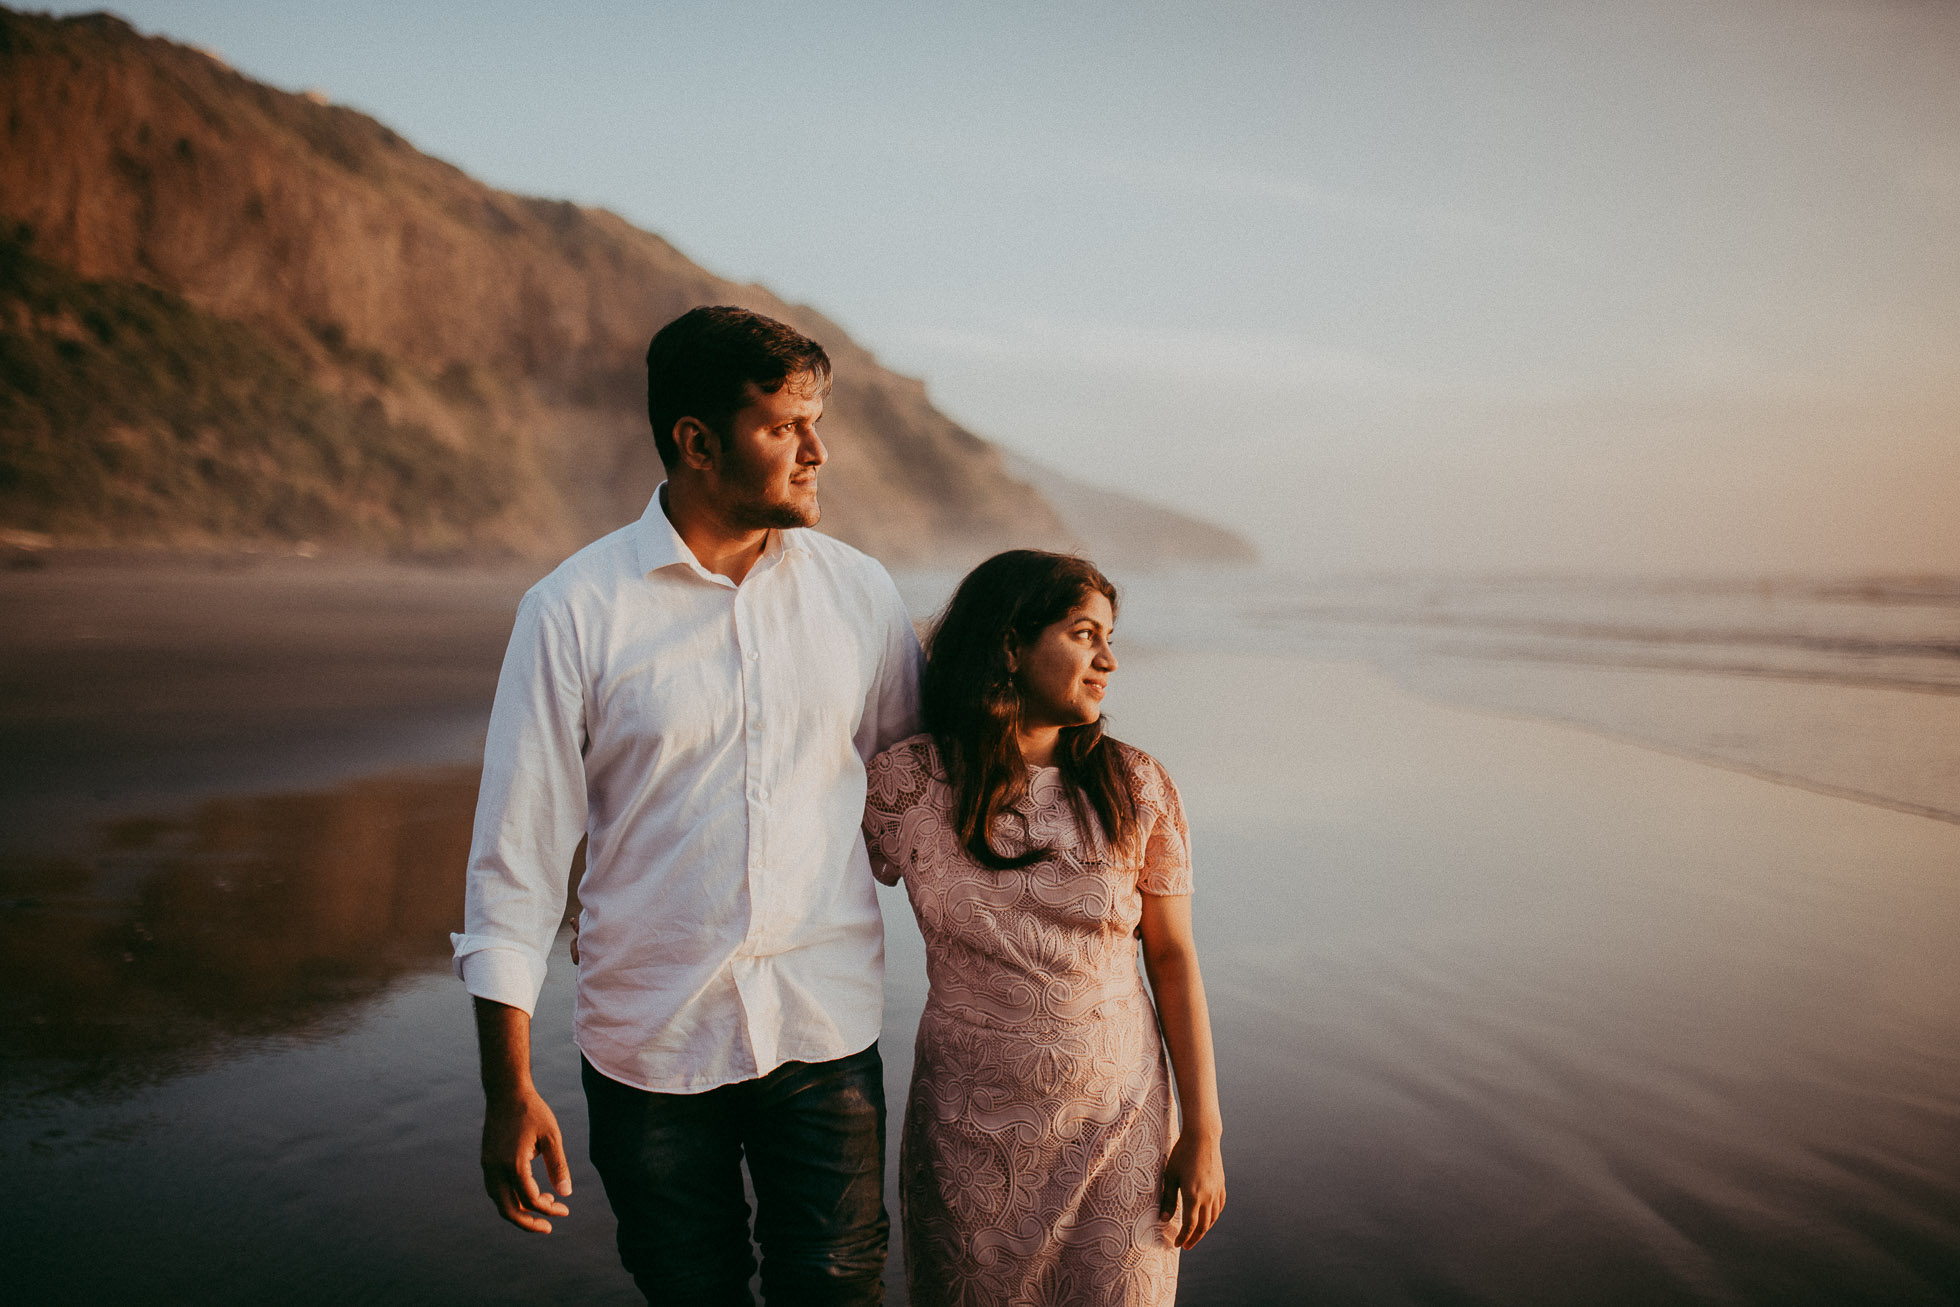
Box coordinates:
[9,549,1959,842]
[1382,652,1960,827]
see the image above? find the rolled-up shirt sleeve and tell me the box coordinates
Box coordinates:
[451,586,589,1015]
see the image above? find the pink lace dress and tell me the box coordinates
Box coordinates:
[864,735,1194,1307]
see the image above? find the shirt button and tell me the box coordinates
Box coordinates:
[746,649,759,661]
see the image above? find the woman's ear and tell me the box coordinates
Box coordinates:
[1004,644,1019,675]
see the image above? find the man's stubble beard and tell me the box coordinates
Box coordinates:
[720,465,820,531]
[726,496,820,531]
[712,425,821,530]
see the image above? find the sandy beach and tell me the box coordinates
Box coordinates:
[0,551,543,850]
[5,559,1959,1304]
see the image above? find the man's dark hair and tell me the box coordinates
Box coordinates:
[645,306,832,467]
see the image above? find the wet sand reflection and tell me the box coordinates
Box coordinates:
[1,767,579,1100]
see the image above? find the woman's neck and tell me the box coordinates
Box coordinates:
[1018,726,1061,768]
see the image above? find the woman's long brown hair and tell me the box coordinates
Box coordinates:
[921,550,1138,870]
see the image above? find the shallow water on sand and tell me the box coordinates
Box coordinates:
[1116,655,1960,1306]
[8,649,1957,1304]
[1114,571,1960,829]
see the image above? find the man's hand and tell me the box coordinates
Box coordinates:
[472,996,572,1233]
[1159,1129,1226,1250]
[481,1085,574,1233]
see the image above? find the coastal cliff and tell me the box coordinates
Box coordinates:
[0,7,1253,567]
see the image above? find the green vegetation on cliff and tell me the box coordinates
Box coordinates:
[0,227,517,550]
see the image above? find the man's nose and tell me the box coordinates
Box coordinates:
[801,428,827,466]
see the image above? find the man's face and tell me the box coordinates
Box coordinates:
[710,373,828,530]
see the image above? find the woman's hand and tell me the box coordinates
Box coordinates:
[1159,1129,1226,1249]
[1140,892,1227,1250]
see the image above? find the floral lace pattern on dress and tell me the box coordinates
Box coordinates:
[865,735,1193,1307]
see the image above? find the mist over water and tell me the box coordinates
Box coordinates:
[1118,572,1960,691]
[1113,571,1960,826]
[6,565,1959,1304]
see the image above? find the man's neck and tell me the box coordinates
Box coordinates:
[662,482,771,585]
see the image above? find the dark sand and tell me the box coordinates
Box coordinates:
[0,551,542,849]
[6,557,1959,1304]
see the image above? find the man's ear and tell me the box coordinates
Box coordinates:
[673,417,718,472]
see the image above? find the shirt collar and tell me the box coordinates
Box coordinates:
[634,483,807,586]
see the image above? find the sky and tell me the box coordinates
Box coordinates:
[38,0,1960,574]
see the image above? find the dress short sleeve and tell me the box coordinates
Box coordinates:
[1127,747,1193,896]
[864,735,937,886]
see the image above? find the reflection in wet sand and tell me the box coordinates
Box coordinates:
[0,767,577,1101]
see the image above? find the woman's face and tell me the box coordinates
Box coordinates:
[1010,590,1118,732]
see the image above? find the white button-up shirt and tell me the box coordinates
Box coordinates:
[452,488,922,1093]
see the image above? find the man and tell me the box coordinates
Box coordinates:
[452,305,922,1304]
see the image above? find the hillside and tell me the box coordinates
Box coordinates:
[0,7,1253,567]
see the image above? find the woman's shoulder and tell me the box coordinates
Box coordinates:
[870,732,937,770]
[1104,737,1182,810]
[866,733,942,802]
[1104,736,1171,781]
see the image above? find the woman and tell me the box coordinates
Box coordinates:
[864,550,1225,1306]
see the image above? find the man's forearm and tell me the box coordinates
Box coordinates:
[472,994,573,1232]
[473,996,536,1098]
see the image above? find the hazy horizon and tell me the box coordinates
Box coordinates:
[31,0,1960,576]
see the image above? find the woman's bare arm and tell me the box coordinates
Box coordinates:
[1138,892,1226,1249]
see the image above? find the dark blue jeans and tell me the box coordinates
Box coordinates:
[582,1043,889,1306]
